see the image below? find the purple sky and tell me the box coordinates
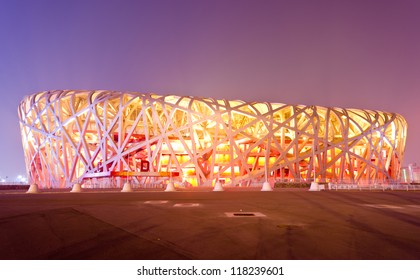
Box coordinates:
[1,0,420,180]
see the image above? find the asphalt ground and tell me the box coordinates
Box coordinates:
[0,188,419,260]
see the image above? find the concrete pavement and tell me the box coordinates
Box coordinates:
[0,189,419,259]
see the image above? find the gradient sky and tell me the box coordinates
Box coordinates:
[1,0,420,180]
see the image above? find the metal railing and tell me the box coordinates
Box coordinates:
[327,182,420,191]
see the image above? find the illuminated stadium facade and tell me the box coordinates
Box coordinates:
[18,90,407,189]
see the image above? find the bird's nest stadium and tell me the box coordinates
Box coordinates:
[18,90,407,189]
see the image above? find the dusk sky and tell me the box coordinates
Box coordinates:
[1,0,420,180]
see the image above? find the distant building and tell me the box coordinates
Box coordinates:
[18,90,407,188]
[401,164,420,183]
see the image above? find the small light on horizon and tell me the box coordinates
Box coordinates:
[16,175,28,184]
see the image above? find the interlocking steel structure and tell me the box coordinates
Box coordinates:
[18,90,407,188]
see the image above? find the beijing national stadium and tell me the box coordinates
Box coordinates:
[18,90,407,189]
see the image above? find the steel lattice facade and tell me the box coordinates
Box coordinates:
[18,90,407,188]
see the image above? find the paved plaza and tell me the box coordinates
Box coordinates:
[0,188,419,260]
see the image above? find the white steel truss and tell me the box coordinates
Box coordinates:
[18,90,407,188]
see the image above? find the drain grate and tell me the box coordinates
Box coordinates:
[234,213,256,216]
[225,212,266,217]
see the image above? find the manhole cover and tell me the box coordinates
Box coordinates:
[225,212,266,217]
[144,200,169,204]
[173,203,200,207]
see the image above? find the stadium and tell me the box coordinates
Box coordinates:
[18,90,407,189]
